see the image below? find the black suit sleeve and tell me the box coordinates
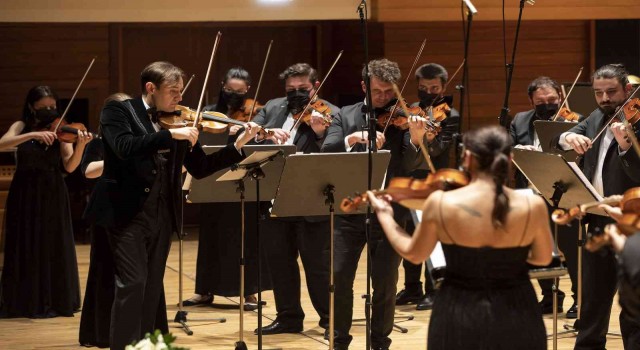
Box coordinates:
[402,130,426,175]
[80,139,104,176]
[251,102,268,126]
[618,128,640,183]
[510,116,518,145]
[101,101,173,160]
[321,111,348,153]
[183,142,244,180]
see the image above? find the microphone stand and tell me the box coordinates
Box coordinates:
[456,1,474,166]
[498,0,529,129]
[358,1,375,349]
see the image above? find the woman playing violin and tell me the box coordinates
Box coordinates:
[368,126,552,350]
[0,86,92,318]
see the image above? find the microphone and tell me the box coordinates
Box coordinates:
[357,0,366,12]
[462,0,477,14]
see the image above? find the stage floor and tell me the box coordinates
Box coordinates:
[0,231,624,350]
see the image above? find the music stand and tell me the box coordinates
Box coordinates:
[534,120,579,160]
[271,151,391,349]
[511,149,608,349]
[186,145,294,349]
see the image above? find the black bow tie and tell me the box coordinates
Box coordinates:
[147,108,159,123]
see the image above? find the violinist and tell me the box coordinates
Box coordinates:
[321,58,428,350]
[83,61,260,350]
[252,63,338,337]
[556,64,640,349]
[510,76,580,318]
[201,67,254,145]
[182,67,269,311]
[397,63,461,311]
[367,126,552,350]
[0,86,92,319]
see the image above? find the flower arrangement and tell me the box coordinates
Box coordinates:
[125,330,189,350]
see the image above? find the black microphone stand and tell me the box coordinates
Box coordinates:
[455,2,474,166]
[358,1,375,349]
[498,0,528,129]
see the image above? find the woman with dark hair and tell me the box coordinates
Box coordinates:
[0,85,92,318]
[183,67,271,309]
[368,126,553,349]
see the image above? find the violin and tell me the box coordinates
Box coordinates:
[40,118,98,143]
[156,105,273,137]
[621,97,640,125]
[551,187,640,225]
[230,98,263,122]
[340,168,469,213]
[556,107,580,122]
[292,99,333,127]
[376,104,444,133]
[430,102,450,123]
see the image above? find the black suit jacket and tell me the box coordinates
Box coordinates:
[321,102,424,183]
[562,109,640,197]
[410,102,460,172]
[85,97,244,230]
[251,97,339,153]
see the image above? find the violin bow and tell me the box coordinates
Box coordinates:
[193,31,222,128]
[52,56,96,133]
[392,83,437,174]
[552,67,583,122]
[182,74,195,96]
[248,40,273,122]
[428,58,465,109]
[289,50,344,132]
[383,39,426,133]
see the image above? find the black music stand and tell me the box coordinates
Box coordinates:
[511,149,607,349]
[534,120,579,160]
[187,145,294,350]
[270,151,392,348]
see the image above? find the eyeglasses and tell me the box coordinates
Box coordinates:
[222,87,248,94]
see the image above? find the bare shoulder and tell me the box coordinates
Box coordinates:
[421,190,444,218]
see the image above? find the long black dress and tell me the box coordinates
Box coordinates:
[0,138,81,318]
[427,244,546,350]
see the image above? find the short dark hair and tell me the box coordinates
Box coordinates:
[592,63,629,87]
[415,63,448,86]
[140,61,185,94]
[527,76,561,99]
[362,58,401,83]
[223,67,251,85]
[21,85,57,123]
[279,63,318,83]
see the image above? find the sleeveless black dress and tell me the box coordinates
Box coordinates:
[427,243,547,350]
[0,139,81,318]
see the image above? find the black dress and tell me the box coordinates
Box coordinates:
[427,244,546,350]
[0,138,81,318]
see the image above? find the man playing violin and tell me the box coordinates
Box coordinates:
[510,76,581,318]
[84,61,260,350]
[252,63,339,336]
[321,58,429,350]
[396,63,461,311]
[557,64,640,350]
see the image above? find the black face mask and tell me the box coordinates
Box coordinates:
[222,91,246,110]
[286,89,310,114]
[534,103,559,120]
[418,91,440,107]
[34,108,59,125]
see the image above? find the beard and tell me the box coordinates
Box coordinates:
[598,103,617,115]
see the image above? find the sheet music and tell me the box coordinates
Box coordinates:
[567,161,603,201]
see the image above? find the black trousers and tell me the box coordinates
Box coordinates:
[400,217,436,294]
[334,215,402,349]
[105,193,172,350]
[262,216,330,327]
[538,222,579,300]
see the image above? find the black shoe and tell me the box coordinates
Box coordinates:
[254,321,303,335]
[566,302,578,319]
[416,294,434,311]
[539,294,564,314]
[323,329,338,341]
[180,294,213,307]
[395,288,423,305]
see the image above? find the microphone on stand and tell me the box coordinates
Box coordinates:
[462,0,478,14]
[357,0,366,12]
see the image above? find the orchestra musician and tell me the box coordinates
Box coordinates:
[83,61,260,350]
[510,76,581,318]
[556,64,640,349]
[0,86,92,319]
[368,125,552,350]
[397,63,461,311]
[182,67,269,310]
[321,58,428,350]
[251,63,339,336]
